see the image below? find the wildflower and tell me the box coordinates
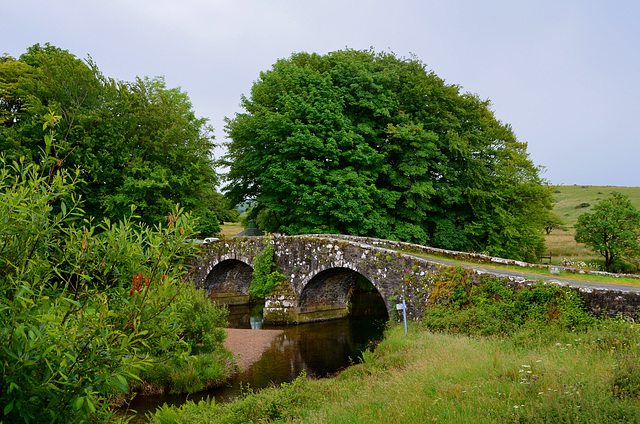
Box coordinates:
[130,271,151,296]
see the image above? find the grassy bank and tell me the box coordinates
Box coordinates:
[149,277,640,423]
[149,321,640,423]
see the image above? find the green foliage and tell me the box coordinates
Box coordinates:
[424,274,596,338]
[543,211,566,235]
[176,284,228,353]
[223,49,552,261]
[0,153,203,423]
[249,237,286,298]
[574,192,640,271]
[0,43,221,232]
[134,350,235,396]
[150,372,319,424]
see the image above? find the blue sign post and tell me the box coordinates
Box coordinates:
[396,298,407,336]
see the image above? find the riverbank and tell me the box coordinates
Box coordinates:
[223,328,283,371]
[148,276,640,423]
[149,320,640,423]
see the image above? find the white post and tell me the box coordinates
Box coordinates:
[396,299,408,336]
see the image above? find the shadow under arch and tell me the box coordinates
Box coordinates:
[204,259,253,305]
[299,267,388,320]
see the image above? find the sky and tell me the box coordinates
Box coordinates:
[4,0,639,186]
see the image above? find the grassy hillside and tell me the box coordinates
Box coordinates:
[546,185,640,264]
[551,185,640,226]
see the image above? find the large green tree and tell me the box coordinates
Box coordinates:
[0,44,223,234]
[574,192,640,271]
[222,49,552,262]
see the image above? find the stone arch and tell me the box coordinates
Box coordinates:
[203,259,253,305]
[299,265,388,318]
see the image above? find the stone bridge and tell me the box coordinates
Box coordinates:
[188,234,640,324]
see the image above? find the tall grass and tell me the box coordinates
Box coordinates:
[307,324,640,423]
[545,228,600,262]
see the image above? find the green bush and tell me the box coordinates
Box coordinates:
[130,286,234,396]
[176,284,228,353]
[610,258,638,274]
[0,156,200,423]
[249,237,286,298]
[423,275,596,339]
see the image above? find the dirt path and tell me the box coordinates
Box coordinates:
[224,328,283,371]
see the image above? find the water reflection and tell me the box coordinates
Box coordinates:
[123,296,387,421]
[241,317,387,388]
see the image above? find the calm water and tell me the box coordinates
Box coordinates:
[122,295,388,421]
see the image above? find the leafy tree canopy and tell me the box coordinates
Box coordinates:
[0,43,228,235]
[574,192,640,271]
[222,49,552,262]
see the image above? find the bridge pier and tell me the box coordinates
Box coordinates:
[263,293,350,324]
[209,292,251,306]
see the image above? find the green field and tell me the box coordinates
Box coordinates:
[545,185,640,265]
[550,185,640,225]
[219,222,245,238]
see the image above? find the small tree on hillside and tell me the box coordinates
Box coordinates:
[543,212,566,235]
[574,192,640,271]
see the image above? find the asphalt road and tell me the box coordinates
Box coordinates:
[409,254,640,293]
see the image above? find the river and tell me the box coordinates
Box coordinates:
[122,292,388,421]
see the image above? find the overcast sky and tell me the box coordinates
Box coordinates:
[4,1,639,186]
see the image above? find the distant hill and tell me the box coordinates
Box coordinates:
[552,185,640,225]
[547,186,640,263]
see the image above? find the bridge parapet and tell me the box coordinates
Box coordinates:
[305,234,530,267]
